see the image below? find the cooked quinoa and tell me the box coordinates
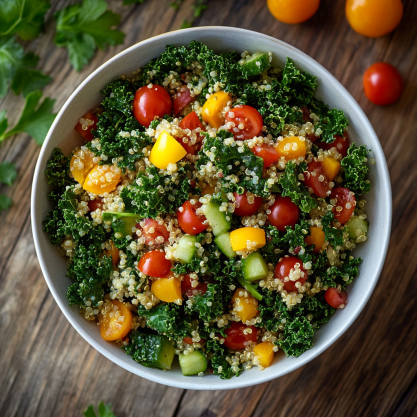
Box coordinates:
[43,41,371,379]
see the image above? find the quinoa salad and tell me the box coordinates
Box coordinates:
[43,41,372,379]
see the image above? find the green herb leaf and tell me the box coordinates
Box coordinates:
[0,194,12,211]
[207,339,242,379]
[0,161,17,186]
[321,212,345,247]
[45,148,71,189]
[0,90,56,145]
[84,402,116,417]
[54,0,125,71]
[316,109,349,144]
[341,144,371,196]
[0,0,50,41]
[180,20,193,29]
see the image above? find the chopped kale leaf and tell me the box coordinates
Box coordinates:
[316,109,349,144]
[341,144,371,196]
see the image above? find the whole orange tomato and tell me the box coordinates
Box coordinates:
[267,0,320,24]
[346,0,403,37]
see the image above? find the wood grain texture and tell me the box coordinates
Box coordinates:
[0,0,416,416]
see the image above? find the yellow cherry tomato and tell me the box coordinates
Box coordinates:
[275,136,307,161]
[346,0,403,38]
[151,275,182,303]
[149,130,187,169]
[83,164,121,195]
[267,0,320,24]
[232,288,258,323]
[202,91,231,128]
[321,156,340,181]
[253,342,275,368]
[230,227,266,252]
[70,148,97,186]
[100,300,132,341]
[304,226,325,253]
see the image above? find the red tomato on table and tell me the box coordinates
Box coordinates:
[303,161,330,198]
[233,191,263,217]
[74,111,98,142]
[137,250,171,278]
[133,84,172,127]
[363,62,403,106]
[250,144,279,168]
[177,200,208,235]
[330,187,356,225]
[225,105,263,140]
[325,287,347,309]
[139,218,169,246]
[268,195,300,232]
[275,256,307,292]
[224,322,257,350]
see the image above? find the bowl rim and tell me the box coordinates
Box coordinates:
[31,26,392,390]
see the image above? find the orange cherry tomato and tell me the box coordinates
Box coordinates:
[267,0,320,24]
[100,300,132,341]
[74,111,98,142]
[346,0,403,38]
[363,63,403,105]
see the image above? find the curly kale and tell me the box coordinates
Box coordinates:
[207,339,242,379]
[197,130,269,197]
[316,109,349,144]
[341,144,371,196]
[317,254,362,289]
[120,164,191,218]
[321,212,345,247]
[45,148,72,189]
[279,161,317,212]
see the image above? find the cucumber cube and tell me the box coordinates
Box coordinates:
[347,216,369,240]
[176,235,197,263]
[214,232,237,258]
[239,51,272,76]
[241,251,269,282]
[200,202,231,236]
[179,350,208,376]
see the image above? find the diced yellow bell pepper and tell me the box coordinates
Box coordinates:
[83,164,121,195]
[275,136,306,161]
[202,91,231,128]
[232,289,258,322]
[151,276,182,303]
[304,226,325,253]
[230,227,266,252]
[253,342,275,368]
[70,149,97,186]
[321,156,340,181]
[149,130,187,169]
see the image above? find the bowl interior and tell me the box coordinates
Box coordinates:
[31,27,391,390]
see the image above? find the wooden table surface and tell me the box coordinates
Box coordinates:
[1,0,417,416]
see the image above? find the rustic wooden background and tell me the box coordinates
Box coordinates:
[1,0,417,416]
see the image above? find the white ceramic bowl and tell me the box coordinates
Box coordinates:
[31,27,391,390]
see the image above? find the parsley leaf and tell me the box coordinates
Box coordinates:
[0,161,17,186]
[0,36,51,98]
[0,0,50,41]
[316,109,349,144]
[279,161,317,212]
[341,144,371,196]
[54,0,125,71]
[84,402,116,417]
[0,90,56,145]
[0,194,12,212]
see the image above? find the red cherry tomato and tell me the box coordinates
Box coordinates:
[225,105,263,140]
[330,187,356,225]
[181,274,208,297]
[318,133,350,158]
[303,160,330,198]
[300,107,318,143]
[177,200,208,235]
[175,136,198,155]
[250,144,279,168]
[268,195,300,232]
[88,198,103,211]
[325,287,347,309]
[224,322,258,350]
[133,84,172,127]
[233,191,263,217]
[139,218,169,246]
[275,256,307,292]
[74,111,98,142]
[179,111,205,136]
[363,62,403,106]
[173,86,194,116]
[137,250,171,278]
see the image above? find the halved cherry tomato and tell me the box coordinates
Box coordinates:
[223,322,257,350]
[275,256,307,292]
[318,133,350,158]
[175,136,198,155]
[100,300,132,341]
[137,250,171,278]
[179,111,205,135]
[225,105,263,140]
[363,62,403,106]
[181,274,208,297]
[303,160,330,198]
[268,195,300,232]
[330,187,356,225]
[250,144,279,168]
[139,218,169,246]
[300,107,318,142]
[233,191,263,217]
[88,199,103,212]
[325,287,347,309]
[183,337,206,344]
[173,86,194,116]
[133,84,172,127]
[177,200,208,235]
[74,111,98,142]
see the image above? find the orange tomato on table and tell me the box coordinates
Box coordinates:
[267,0,320,24]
